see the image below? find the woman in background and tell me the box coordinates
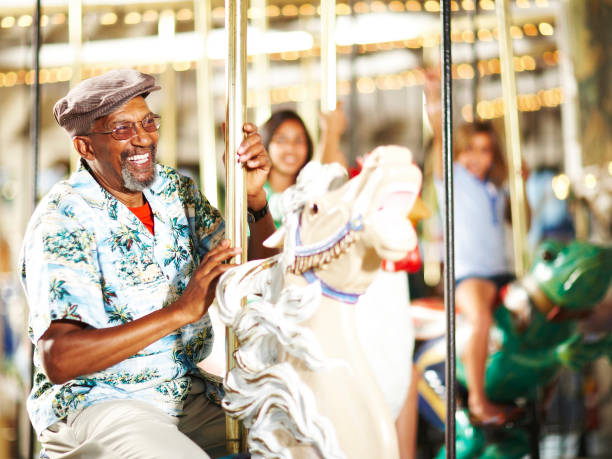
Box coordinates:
[260,105,346,227]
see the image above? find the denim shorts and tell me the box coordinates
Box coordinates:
[455,273,515,289]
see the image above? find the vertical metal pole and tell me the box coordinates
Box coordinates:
[225,0,248,452]
[297,57,318,145]
[470,0,479,120]
[320,0,336,112]
[495,0,529,277]
[29,2,42,457]
[194,0,218,207]
[68,0,82,172]
[253,0,271,126]
[557,1,583,193]
[318,0,336,161]
[348,0,359,165]
[159,10,178,169]
[440,1,456,458]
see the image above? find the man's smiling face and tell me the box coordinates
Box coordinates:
[86,96,158,194]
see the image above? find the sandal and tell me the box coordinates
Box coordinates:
[468,404,524,427]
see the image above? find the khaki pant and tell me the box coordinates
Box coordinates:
[38,379,227,459]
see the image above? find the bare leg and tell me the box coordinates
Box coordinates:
[395,364,419,459]
[456,278,505,421]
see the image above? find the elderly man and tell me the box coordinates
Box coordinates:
[20,69,276,458]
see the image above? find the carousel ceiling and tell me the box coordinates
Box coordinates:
[0,0,565,168]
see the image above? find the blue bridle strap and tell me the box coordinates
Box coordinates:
[302,269,361,304]
[294,214,364,304]
[294,215,363,257]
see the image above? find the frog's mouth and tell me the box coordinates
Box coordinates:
[521,275,594,322]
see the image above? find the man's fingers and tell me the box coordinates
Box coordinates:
[203,263,237,282]
[242,122,257,134]
[199,246,241,276]
[237,133,263,156]
[240,145,267,164]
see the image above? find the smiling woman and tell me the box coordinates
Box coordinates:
[260,105,346,228]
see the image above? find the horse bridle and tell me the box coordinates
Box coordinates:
[288,214,365,304]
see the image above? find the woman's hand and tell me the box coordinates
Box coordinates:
[320,101,347,137]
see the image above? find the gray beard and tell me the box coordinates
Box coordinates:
[121,154,157,192]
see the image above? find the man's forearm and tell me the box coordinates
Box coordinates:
[248,212,279,260]
[39,299,191,385]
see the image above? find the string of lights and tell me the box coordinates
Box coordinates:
[0,46,559,88]
[0,0,555,29]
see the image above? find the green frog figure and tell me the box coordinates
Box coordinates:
[413,240,612,458]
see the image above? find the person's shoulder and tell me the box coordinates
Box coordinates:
[153,164,198,189]
[35,175,85,220]
[154,164,180,184]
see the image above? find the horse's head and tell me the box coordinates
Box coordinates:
[527,240,612,314]
[266,145,422,298]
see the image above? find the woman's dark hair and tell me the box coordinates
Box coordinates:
[260,110,314,166]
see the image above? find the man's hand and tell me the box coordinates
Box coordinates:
[177,239,241,323]
[237,123,271,211]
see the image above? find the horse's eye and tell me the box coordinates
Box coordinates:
[311,203,318,214]
[542,250,555,262]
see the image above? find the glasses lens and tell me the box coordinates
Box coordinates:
[112,126,134,140]
[142,116,161,132]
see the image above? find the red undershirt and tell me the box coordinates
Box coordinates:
[128,201,155,235]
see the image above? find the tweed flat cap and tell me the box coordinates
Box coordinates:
[53,69,161,137]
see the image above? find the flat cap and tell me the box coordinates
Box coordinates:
[53,69,161,137]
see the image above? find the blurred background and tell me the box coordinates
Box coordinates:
[0,0,610,457]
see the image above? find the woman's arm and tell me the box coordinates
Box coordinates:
[318,102,348,169]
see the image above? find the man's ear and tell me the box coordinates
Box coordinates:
[73,136,94,161]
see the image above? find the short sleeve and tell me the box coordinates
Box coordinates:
[20,214,107,343]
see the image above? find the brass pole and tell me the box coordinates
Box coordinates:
[68,0,82,172]
[27,3,42,457]
[557,0,585,237]
[318,0,336,160]
[253,0,271,126]
[159,9,178,169]
[298,57,319,147]
[195,0,218,207]
[495,0,529,277]
[422,94,441,287]
[224,0,248,452]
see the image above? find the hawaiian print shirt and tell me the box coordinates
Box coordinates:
[19,163,224,434]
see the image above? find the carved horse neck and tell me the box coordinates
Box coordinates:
[286,213,380,303]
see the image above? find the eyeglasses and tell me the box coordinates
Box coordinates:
[87,114,161,141]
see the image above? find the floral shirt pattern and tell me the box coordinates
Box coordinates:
[20,164,224,434]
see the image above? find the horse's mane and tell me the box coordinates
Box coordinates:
[216,162,349,459]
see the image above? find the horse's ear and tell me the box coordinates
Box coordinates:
[264,227,286,249]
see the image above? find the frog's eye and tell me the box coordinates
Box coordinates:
[541,250,556,262]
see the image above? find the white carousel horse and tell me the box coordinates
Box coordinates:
[216,146,423,458]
